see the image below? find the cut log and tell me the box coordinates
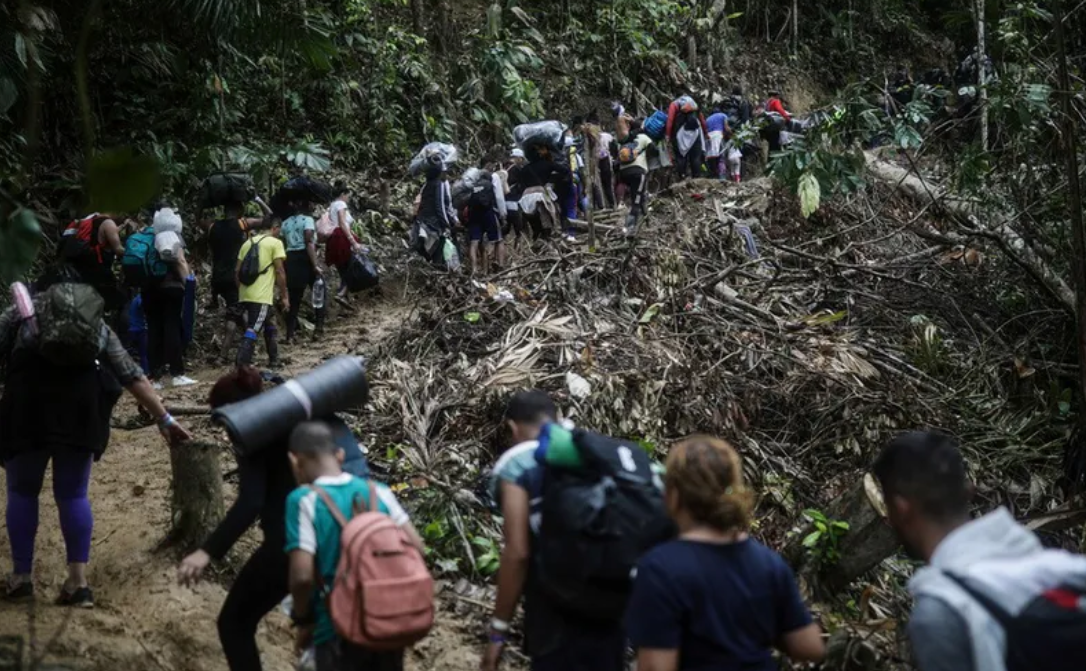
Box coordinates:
[167,438,225,552]
[785,473,900,593]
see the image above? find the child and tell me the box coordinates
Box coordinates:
[284,421,423,671]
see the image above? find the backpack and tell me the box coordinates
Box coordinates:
[35,283,104,366]
[945,573,1086,671]
[61,214,106,265]
[535,428,675,620]
[617,140,642,165]
[121,228,168,287]
[238,236,271,286]
[310,483,434,651]
[643,110,668,140]
[317,211,335,241]
[469,173,496,212]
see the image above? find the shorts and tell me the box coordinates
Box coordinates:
[240,302,275,333]
[468,210,502,243]
[211,279,239,308]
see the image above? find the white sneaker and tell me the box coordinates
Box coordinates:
[171,376,198,388]
[151,381,164,391]
[565,234,576,243]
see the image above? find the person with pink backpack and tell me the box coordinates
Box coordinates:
[285,421,432,671]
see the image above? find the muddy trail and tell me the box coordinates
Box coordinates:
[0,282,499,671]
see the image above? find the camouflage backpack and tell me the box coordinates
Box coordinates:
[35,283,104,366]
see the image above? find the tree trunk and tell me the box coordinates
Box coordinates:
[168,439,225,552]
[792,0,798,56]
[784,474,899,593]
[429,0,451,55]
[410,0,425,36]
[974,0,989,150]
[584,124,600,250]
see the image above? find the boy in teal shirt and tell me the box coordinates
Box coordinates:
[285,421,423,671]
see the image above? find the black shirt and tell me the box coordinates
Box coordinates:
[518,159,570,189]
[209,218,248,285]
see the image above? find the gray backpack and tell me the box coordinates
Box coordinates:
[35,283,104,366]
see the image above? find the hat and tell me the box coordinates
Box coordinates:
[511,148,525,158]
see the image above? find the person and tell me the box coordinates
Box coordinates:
[2,266,192,604]
[412,158,459,266]
[872,431,1086,671]
[557,127,583,241]
[704,107,731,180]
[724,85,752,126]
[766,90,791,123]
[481,391,626,671]
[665,96,707,179]
[198,198,272,359]
[625,435,825,670]
[285,421,423,671]
[466,159,508,274]
[281,203,326,342]
[615,122,654,236]
[504,149,527,248]
[324,183,362,303]
[592,115,617,210]
[518,145,569,242]
[60,213,127,316]
[143,207,197,388]
[236,218,287,369]
[125,291,150,375]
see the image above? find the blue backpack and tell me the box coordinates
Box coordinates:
[122,228,167,286]
[643,110,668,140]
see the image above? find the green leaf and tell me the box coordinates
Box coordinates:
[802,531,822,547]
[464,312,481,323]
[14,34,27,69]
[639,303,662,323]
[86,148,161,213]
[798,171,820,218]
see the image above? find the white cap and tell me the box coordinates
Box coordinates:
[511,148,525,158]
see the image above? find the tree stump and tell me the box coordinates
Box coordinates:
[785,473,900,593]
[168,438,225,552]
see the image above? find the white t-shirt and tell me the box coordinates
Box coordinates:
[329,199,354,230]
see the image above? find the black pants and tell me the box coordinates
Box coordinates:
[236,302,280,368]
[675,143,705,179]
[593,160,616,209]
[285,251,326,340]
[619,169,649,233]
[315,640,403,671]
[211,279,240,310]
[217,542,288,671]
[144,284,185,378]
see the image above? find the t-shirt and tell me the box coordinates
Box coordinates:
[907,594,975,671]
[237,234,286,306]
[625,539,813,671]
[284,473,410,646]
[209,218,249,284]
[328,200,354,230]
[281,215,316,252]
[617,134,653,173]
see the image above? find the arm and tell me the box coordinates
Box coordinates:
[234,257,243,287]
[779,624,825,663]
[635,650,679,671]
[773,556,825,663]
[174,246,191,279]
[289,549,317,650]
[481,482,531,671]
[196,208,215,232]
[491,174,507,222]
[201,456,267,560]
[665,102,678,140]
[100,219,125,256]
[243,217,269,231]
[274,257,288,309]
[254,196,272,217]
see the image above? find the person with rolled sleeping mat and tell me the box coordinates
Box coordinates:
[2,267,192,605]
[280,202,326,343]
[235,218,287,369]
[177,365,376,671]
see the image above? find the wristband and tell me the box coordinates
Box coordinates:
[487,632,507,645]
[157,413,175,430]
[489,617,511,633]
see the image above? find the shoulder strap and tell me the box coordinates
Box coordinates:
[943,572,1014,627]
[309,485,350,529]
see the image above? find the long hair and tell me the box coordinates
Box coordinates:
[666,435,753,531]
[208,367,264,409]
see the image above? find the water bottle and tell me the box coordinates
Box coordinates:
[312,277,326,310]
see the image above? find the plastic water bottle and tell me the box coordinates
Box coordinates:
[312,277,326,310]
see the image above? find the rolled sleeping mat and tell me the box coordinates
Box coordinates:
[212,355,369,456]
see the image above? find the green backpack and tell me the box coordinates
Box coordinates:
[35,283,104,366]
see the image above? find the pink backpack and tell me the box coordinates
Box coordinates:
[310,483,435,651]
[316,212,335,241]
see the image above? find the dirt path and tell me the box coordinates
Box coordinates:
[0,283,491,671]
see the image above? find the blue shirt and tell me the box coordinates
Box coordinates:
[706,112,728,134]
[281,215,316,252]
[284,473,410,645]
[625,538,813,671]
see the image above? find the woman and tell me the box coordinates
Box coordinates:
[177,368,372,671]
[323,183,361,302]
[281,203,325,342]
[145,207,196,388]
[518,145,569,242]
[625,436,825,671]
[412,158,459,266]
[2,267,191,605]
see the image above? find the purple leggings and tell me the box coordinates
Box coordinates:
[5,450,94,574]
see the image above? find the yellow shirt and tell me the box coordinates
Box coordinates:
[237,234,286,305]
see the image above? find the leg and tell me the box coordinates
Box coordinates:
[5,451,50,581]
[218,543,289,671]
[286,283,305,341]
[51,451,94,592]
[236,303,270,368]
[600,161,616,209]
[143,288,165,380]
[263,318,280,368]
[469,240,480,274]
[162,289,185,377]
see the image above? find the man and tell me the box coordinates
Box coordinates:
[235,217,288,368]
[199,198,272,360]
[873,431,1086,671]
[766,90,791,123]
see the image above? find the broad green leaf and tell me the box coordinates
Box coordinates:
[802,531,822,547]
[639,303,662,323]
[464,312,481,323]
[86,148,162,213]
[798,171,820,218]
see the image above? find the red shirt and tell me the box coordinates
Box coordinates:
[767,98,791,122]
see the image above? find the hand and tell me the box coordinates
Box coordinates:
[351,242,363,253]
[157,414,192,444]
[315,266,325,277]
[177,549,211,586]
[480,639,504,671]
[281,297,291,312]
[294,624,315,653]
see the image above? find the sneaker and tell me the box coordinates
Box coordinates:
[3,576,33,602]
[564,234,576,243]
[171,376,198,388]
[56,585,94,608]
[151,381,164,391]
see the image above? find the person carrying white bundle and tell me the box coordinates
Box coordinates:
[144,208,196,388]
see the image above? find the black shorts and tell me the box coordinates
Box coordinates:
[240,302,275,333]
[468,210,502,243]
[211,279,239,308]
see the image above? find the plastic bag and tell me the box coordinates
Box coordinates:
[442,238,461,271]
[343,252,380,292]
[408,142,460,176]
[198,173,254,209]
[513,120,566,151]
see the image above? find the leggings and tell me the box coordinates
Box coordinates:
[218,542,289,671]
[620,169,650,233]
[285,250,326,340]
[144,284,185,378]
[5,450,94,574]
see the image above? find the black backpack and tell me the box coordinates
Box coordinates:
[946,573,1086,671]
[535,429,675,620]
[238,236,270,286]
[468,172,496,212]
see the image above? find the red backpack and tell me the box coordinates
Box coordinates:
[310,483,434,651]
[62,214,106,264]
